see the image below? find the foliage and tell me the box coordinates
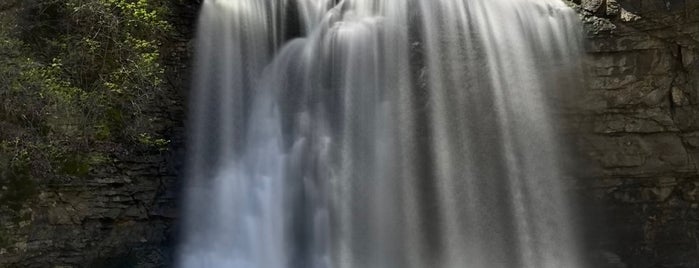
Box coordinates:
[0,0,175,211]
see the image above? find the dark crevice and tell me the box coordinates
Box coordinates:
[281,0,303,42]
[669,44,685,118]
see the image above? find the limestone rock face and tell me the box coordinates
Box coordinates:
[567,0,699,267]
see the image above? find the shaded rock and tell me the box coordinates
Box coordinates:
[583,0,605,13]
[606,0,621,17]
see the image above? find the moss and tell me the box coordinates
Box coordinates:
[60,155,91,177]
[137,133,170,151]
[0,146,37,212]
[0,228,10,248]
[57,152,110,177]
[2,174,36,212]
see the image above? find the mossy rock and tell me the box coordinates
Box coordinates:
[0,156,36,212]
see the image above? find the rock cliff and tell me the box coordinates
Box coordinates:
[569,0,699,267]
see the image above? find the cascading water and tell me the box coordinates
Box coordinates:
[177,0,584,267]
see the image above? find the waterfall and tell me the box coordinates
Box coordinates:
[177,0,585,267]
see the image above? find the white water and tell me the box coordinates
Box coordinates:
[178,0,584,267]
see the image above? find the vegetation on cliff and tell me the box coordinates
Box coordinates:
[0,0,173,217]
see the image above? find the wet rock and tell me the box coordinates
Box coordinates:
[619,8,641,22]
[582,0,605,13]
[591,109,677,134]
[606,0,620,17]
[681,47,696,67]
[671,86,690,106]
